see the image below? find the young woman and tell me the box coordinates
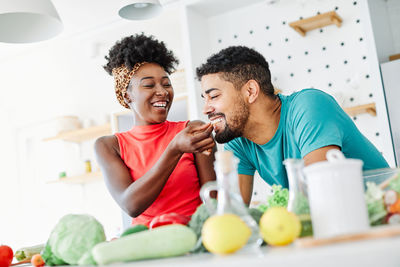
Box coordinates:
[95,33,216,226]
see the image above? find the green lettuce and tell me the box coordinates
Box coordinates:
[257,185,289,212]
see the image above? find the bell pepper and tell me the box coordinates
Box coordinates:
[149,213,190,229]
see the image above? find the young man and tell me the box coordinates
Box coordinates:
[196,46,388,205]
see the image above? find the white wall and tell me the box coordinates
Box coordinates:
[180,0,397,201]
[0,7,184,249]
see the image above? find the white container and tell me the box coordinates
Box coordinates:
[303,150,370,239]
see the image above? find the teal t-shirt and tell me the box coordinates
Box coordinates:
[224,89,388,188]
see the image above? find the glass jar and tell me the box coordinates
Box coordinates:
[201,151,263,248]
[283,158,313,237]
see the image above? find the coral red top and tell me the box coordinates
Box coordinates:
[115,120,202,226]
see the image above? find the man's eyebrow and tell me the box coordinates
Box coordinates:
[201,88,218,98]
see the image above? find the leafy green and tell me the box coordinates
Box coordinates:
[292,193,310,215]
[47,214,106,265]
[365,182,387,225]
[188,200,217,253]
[257,185,289,213]
[388,174,400,194]
[41,242,68,266]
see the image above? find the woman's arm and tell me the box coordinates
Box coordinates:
[95,123,215,218]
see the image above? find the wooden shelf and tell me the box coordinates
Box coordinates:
[289,11,342,37]
[344,103,376,117]
[389,54,400,61]
[46,170,102,184]
[43,123,111,142]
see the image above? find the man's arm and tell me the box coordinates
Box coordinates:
[238,174,254,206]
[303,145,340,166]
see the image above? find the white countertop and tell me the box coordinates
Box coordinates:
[106,236,400,267]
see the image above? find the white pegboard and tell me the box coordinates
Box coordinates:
[194,0,394,199]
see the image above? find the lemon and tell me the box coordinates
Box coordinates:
[201,213,251,254]
[259,207,301,246]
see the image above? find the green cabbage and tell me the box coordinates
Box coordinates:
[47,214,106,265]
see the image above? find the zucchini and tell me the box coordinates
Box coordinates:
[92,224,196,264]
[15,244,45,261]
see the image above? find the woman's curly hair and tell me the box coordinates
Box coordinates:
[103,33,179,75]
[196,46,275,97]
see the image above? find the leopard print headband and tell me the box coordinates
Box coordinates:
[112,62,147,109]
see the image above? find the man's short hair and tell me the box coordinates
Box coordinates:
[196,46,275,96]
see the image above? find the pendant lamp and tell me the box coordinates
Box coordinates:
[118,0,162,20]
[0,0,63,43]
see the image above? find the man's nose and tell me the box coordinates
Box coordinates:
[202,100,214,115]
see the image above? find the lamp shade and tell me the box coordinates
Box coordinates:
[119,0,162,20]
[0,0,63,43]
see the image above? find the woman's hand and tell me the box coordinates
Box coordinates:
[171,122,214,154]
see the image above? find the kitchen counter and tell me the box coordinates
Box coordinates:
[106,235,400,267]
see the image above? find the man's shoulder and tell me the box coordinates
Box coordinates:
[286,88,338,114]
[289,88,334,104]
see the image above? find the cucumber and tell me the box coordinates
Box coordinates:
[92,224,196,265]
[120,224,148,237]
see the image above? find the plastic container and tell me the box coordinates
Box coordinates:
[363,168,400,189]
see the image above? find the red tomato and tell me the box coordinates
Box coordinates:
[0,245,13,267]
[149,213,191,229]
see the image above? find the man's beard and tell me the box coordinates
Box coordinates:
[214,99,249,143]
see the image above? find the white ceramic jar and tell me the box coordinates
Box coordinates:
[303,149,370,239]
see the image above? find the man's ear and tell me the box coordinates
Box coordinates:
[244,80,260,104]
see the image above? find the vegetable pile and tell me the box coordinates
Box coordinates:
[366,173,400,226]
